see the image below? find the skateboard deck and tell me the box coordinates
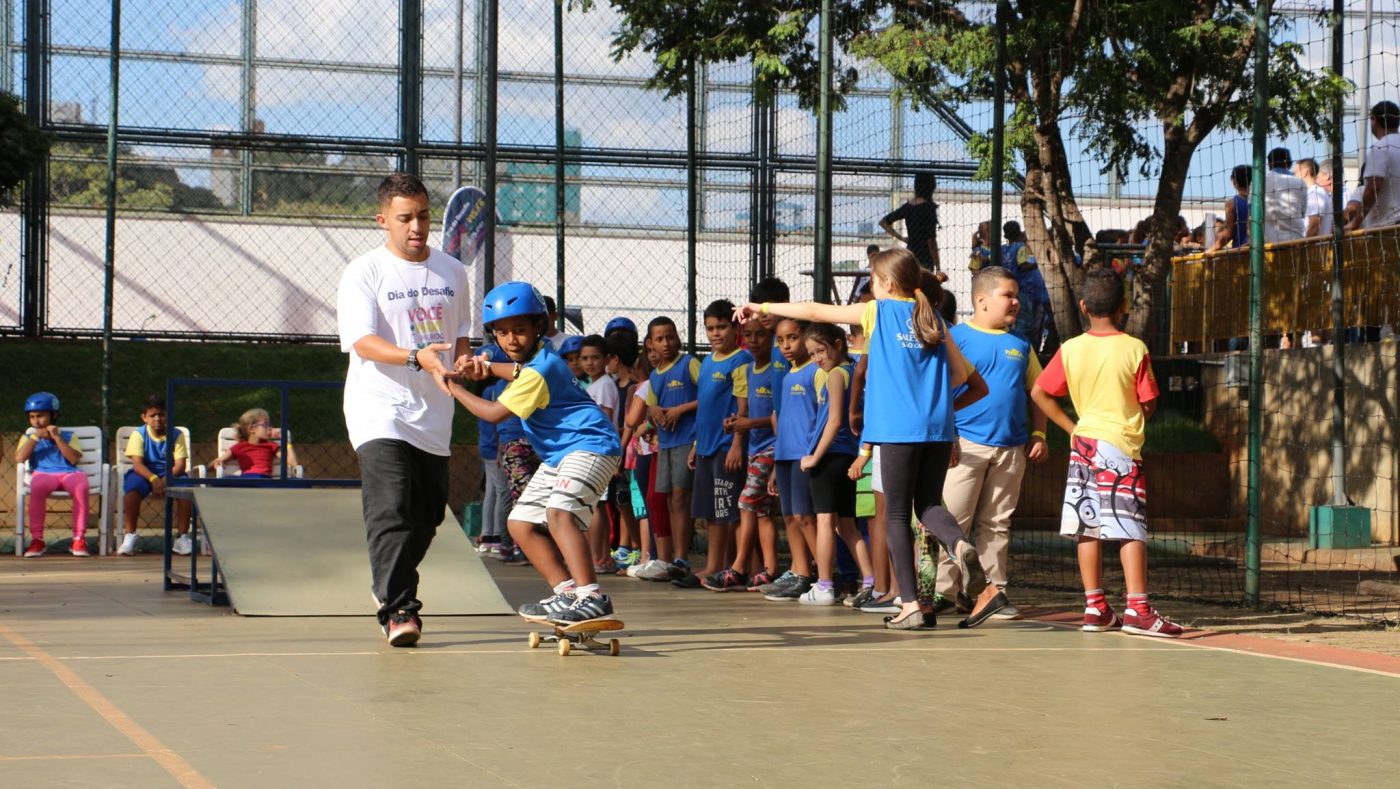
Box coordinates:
[525,618,625,656]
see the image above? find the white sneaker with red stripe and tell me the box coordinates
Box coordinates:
[1122,607,1185,638]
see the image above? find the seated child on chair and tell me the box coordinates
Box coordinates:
[16,392,91,558]
[210,408,299,479]
[118,395,194,557]
[448,282,623,625]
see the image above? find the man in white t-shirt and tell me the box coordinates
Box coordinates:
[1363,100,1400,229]
[337,173,472,647]
[1263,147,1307,244]
[1293,157,1333,237]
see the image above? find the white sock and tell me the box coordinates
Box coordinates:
[575,583,600,598]
[552,579,576,595]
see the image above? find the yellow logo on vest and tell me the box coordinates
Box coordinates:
[666,379,685,389]
[756,384,772,398]
[1004,347,1025,362]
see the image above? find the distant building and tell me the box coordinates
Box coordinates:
[499,129,583,225]
[736,200,811,233]
[50,101,83,124]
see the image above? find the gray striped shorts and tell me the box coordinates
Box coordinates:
[508,451,620,532]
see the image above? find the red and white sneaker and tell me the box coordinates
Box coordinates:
[70,538,91,557]
[1082,600,1122,632]
[1122,607,1185,638]
[23,538,46,558]
[385,614,422,647]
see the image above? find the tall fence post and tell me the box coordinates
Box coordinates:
[686,60,698,354]
[20,0,49,338]
[452,0,463,187]
[483,0,499,293]
[812,0,833,304]
[101,0,121,464]
[554,0,566,332]
[1328,0,1347,506]
[1244,0,1270,604]
[989,0,1008,257]
[399,0,423,174]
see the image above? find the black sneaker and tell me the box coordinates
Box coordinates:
[702,568,749,592]
[844,585,876,609]
[518,591,577,622]
[955,592,974,615]
[384,610,422,647]
[763,574,814,601]
[549,593,616,624]
[671,573,703,589]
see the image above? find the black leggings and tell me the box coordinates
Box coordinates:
[879,441,963,603]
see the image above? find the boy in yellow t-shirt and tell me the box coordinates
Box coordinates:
[1031,269,1183,638]
[118,396,194,556]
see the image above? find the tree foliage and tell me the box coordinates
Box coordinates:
[0,91,50,208]
[599,0,1349,339]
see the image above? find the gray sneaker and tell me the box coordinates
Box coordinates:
[990,602,1023,620]
[859,595,902,614]
[844,585,876,609]
[757,570,800,596]
[518,591,577,622]
[763,574,814,602]
[549,593,616,624]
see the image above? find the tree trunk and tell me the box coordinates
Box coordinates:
[1125,117,1201,341]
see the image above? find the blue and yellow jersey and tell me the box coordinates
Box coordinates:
[645,354,701,450]
[859,298,956,444]
[773,360,819,462]
[497,343,621,466]
[951,323,1042,448]
[694,348,753,456]
[809,362,860,457]
[745,357,787,455]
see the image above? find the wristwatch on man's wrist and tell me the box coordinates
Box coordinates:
[406,348,422,372]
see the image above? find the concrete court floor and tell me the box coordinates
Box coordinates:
[2,555,1398,789]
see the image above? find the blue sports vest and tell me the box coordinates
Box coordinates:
[773,360,819,461]
[861,299,956,444]
[809,363,860,457]
[695,349,752,456]
[649,355,698,450]
[745,358,786,455]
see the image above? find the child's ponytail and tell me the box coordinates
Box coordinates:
[235,408,269,441]
[871,248,945,350]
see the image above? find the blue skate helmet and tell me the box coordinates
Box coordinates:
[482,281,548,328]
[24,392,60,414]
[559,335,584,356]
[604,316,637,336]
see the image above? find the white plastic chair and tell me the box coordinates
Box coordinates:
[15,426,109,556]
[213,427,303,479]
[111,425,197,552]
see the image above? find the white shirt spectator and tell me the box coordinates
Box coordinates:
[1263,168,1307,243]
[1305,184,1332,236]
[1363,131,1400,228]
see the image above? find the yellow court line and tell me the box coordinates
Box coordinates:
[0,621,217,789]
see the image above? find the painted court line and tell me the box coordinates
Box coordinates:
[0,753,148,762]
[1025,608,1400,678]
[0,621,217,789]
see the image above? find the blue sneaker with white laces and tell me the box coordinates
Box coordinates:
[518,591,576,622]
[548,593,616,624]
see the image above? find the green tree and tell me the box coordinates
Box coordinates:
[51,143,224,211]
[0,91,50,207]
[599,0,1348,339]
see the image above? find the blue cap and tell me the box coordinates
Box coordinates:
[559,335,583,356]
[24,392,60,413]
[479,344,512,364]
[482,281,547,327]
[604,316,637,336]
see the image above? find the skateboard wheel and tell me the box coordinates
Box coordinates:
[558,639,572,656]
[608,639,620,656]
[528,631,541,649]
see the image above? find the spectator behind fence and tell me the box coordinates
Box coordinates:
[1345,177,1366,231]
[879,172,942,272]
[209,408,299,479]
[16,392,90,558]
[969,221,993,271]
[1212,165,1251,251]
[1293,157,1333,237]
[1363,100,1400,229]
[1264,147,1307,244]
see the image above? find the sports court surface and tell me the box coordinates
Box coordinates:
[4,549,1398,788]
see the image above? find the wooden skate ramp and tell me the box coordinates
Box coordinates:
[193,488,512,616]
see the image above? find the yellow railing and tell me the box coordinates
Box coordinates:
[1169,225,1400,350]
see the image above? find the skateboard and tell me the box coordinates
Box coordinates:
[526,618,625,656]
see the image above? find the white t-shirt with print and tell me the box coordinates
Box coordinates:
[1364,132,1400,228]
[586,374,620,417]
[337,246,470,456]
